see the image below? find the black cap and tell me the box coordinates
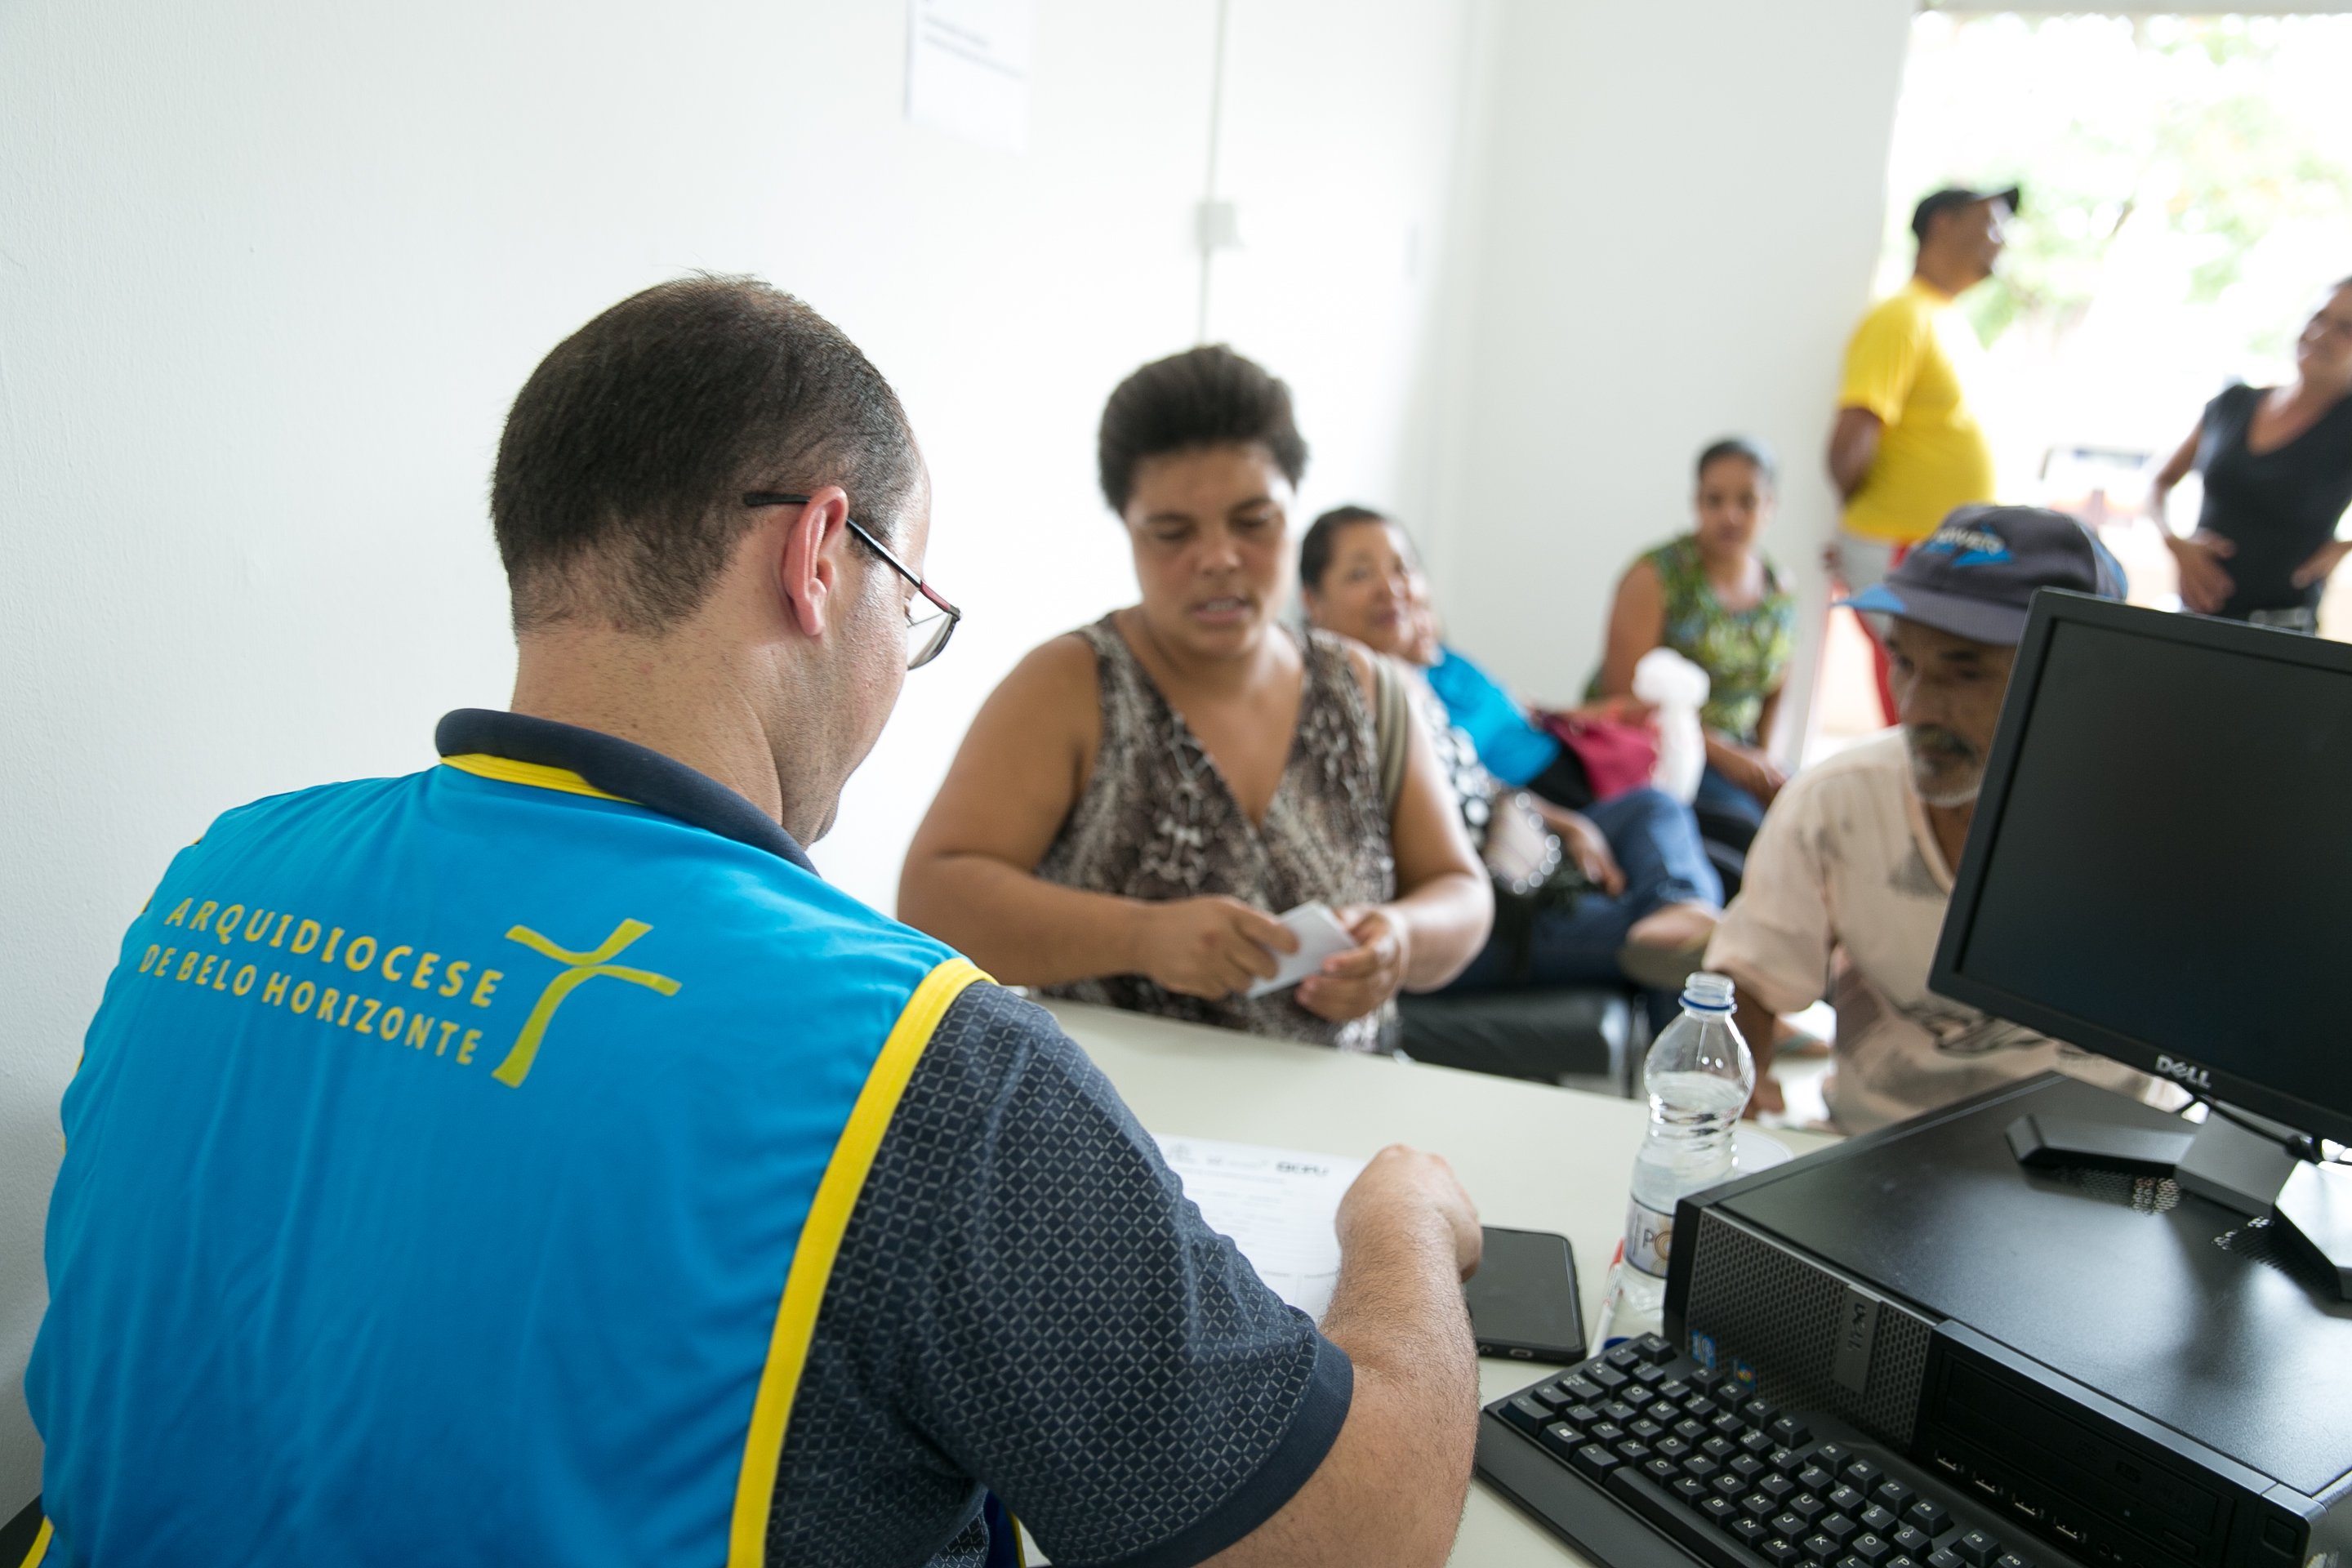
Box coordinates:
[1911,185,2022,242]
[1838,505,2126,646]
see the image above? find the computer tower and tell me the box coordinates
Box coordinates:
[1664,1073,2352,1568]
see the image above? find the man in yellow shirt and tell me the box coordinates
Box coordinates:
[1828,185,2017,591]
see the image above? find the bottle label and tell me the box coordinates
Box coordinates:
[1623,1195,1675,1279]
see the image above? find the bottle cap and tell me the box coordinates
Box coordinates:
[1682,972,1735,1011]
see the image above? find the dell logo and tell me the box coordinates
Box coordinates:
[2154,1055,2212,1089]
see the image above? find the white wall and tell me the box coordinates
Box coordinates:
[1420,0,1915,756]
[0,0,1481,1505]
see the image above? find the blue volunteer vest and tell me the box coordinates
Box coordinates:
[28,733,986,1566]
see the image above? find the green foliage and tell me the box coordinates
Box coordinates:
[1918,16,2350,351]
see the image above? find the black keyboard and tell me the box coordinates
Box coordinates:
[1478,1334,2086,1568]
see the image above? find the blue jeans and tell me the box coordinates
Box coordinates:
[1691,763,1767,855]
[1446,786,1722,994]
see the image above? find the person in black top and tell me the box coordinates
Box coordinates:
[2151,276,2352,631]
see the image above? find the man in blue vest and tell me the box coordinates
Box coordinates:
[26,278,1484,1567]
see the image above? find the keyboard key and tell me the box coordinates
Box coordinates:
[1760,1541,1802,1566]
[1502,1395,1550,1432]
[1730,1454,1766,1482]
[1655,1437,1694,1463]
[1844,1459,1884,1491]
[1829,1485,1866,1513]
[1630,1331,1674,1361]
[1904,1500,1951,1537]
[1802,1532,1842,1563]
[1659,1379,1692,1401]
[1759,1474,1795,1502]
[1588,1363,1629,1391]
[1570,1441,1621,1481]
[1628,1418,1665,1441]
[1813,1442,1851,1468]
[1646,1400,1681,1424]
[1714,1412,1750,1437]
[1740,1429,1777,1456]
[1603,1400,1641,1423]
[1703,1495,1740,1525]
[1702,1436,1736,1461]
[1684,1396,1722,1421]
[1886,1558,1921,1568]
[1927,1552,1962,1568]
[1615,1440,1651,1465]
[1712,1474,1749,1499]
[1742,1491,1778,1521]
[1674,1418,1709,1442]
[1561,1374,1604,1402]
[1732,1517,1772,1547]
[1892,1526,1931,1553]
[1633,1362,1669,1387]
[1690,1367,1727,1393]
[1770,1511,1808,1541]
[1860,1504,1896,1533]
[1769,1446,1806,1475]
[1788,1492,1827,1523]
[1848,1533,1894,1565]
[1530,1381,1575,1410]
[1716,1379,1752,1407]
[1772,1416,1814,1446]
[1797,1464,1836,1493]
[1538,1422,1583,1459]
[1588,1422,1626,1445]
[1953,1529,2000,1566]
[1643,1453,1678,1481]
[1992,1557,2034,1568]
[1819,1512,1860,1544]
[1684,1456,1722,1481]
[1604,1346,1642,1370]
[1875,1480,1915,1512]
[1744,1397,1781,1430]
[1672,1474,1709,1504]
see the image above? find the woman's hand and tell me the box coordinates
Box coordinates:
[1746,1074,1786,1119]
[1708,738,1786,805]
[1134,897,1298,1000]
[1551,809,1626,896]
[2292,537,2352,590]
[2167,531,2237,614]
[1296,906,1412,1023]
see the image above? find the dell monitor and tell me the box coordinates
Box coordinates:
[1931,590,2352,1293]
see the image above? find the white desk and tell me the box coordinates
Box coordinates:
[1041,1000,1835,1567]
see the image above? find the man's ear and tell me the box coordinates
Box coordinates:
[771,487,853,640]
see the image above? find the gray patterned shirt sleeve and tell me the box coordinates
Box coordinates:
[765,982,1353,1568]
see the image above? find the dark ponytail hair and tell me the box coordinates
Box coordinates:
[1096,345,1308,515]
[1695,435,1778,487]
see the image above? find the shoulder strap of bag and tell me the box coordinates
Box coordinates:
[1373,654,1410,815]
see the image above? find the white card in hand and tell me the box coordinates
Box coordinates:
[1245,902,1357,999]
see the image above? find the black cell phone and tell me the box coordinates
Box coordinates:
[1465,1226,1584,1363]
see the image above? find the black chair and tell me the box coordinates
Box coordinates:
[2,1496,47,1567]
[1397,985,1647,1098]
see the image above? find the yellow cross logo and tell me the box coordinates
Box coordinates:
[493,919,682,1087]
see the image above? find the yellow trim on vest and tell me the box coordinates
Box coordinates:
[19,1518,51,1568]
[438,754,634,804]
[726,956,990,1566]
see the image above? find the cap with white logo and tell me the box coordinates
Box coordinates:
[1838,504,2126,647]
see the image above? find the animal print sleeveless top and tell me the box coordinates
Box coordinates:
[1036,615,1397,1052]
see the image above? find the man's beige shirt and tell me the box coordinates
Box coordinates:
[1706,730,2153,1134]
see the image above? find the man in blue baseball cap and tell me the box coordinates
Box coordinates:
[1705,506,2158,1130]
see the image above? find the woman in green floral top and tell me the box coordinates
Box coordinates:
[1592,437,1796,853]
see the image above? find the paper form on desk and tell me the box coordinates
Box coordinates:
[1153,1134,1365,1321]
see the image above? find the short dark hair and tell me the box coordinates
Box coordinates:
[1299,504,1394,593]
[1096,345,1308,515]
[491,275,920,634]
[1695,435,1777,487]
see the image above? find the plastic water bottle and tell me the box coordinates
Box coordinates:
[1595,973,1755,1348]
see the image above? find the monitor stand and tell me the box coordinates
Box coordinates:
[2006,1099,2352,1302]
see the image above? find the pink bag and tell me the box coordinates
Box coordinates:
[1535,710,1659,804]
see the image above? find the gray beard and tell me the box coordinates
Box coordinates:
[1915,780,1982,808]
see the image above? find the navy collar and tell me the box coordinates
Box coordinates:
[434,709,817,874]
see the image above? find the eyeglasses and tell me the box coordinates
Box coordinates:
[742,492,961,670]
